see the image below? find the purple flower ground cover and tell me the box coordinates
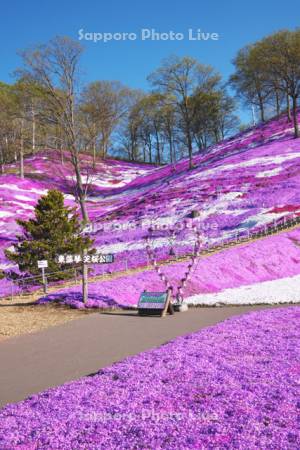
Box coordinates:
[0,307,299,449]
[38,228,300,309]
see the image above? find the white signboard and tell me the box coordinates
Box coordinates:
[56,254,114,264]
[37,260,48,269]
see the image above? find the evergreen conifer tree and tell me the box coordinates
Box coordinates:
[6,189,93,280]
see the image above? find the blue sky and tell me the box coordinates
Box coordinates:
[1,0,299,123]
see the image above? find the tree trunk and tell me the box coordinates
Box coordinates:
[155,130,161,165]
[287,93,291,122]
[220,127,225,140]
[0,147,4,174]
[82,248,88,304]
[186,129,193,169]
[214,129,220,143]
[104,136,109,159]
[101,133,109,160]
[78,185,89,224]
[32,107,36,152]
[173,142,177,162]
[169,136,173,163]
[93,138,96,169]
[5,136,9,155]
[292,96,299,138]
[275,90,280,117]
[60,142,64,165]
[258,95,265,122]
[72,149,89,223]
[20,120,24,179]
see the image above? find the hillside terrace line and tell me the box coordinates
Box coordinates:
[3,213,300,305]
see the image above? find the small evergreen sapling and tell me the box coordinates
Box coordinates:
[6,189,93,281]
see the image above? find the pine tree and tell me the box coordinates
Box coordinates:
[6,189,93,280]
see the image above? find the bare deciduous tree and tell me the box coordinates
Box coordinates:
[148,56,221,168]
[18,36,90,222]
[80,81,131,165]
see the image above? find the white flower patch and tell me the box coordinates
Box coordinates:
[0,184,48,196]
[243,210,284,226]
[61,194,76,201]
[201,192,243,219]
[185,273,300,306]
[14,195,32,202]
[0,211,14,218]
[269,127,295,139]
[222,209,250,217]
[150,216,178,227]
[95,234,196,255]
[256,167,282,178]
[67,167,152,189]
[10,201,35,210]
[95,241,131,254]
[191,151,300,181]
[0,262,14,270]
[233,152,300,169]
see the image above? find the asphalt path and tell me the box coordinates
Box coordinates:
[0,304,293,408]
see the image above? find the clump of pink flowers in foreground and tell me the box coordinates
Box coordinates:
[0,306,299,449]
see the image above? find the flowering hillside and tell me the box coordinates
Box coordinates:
[38,227,300,309]
[0,153,154,296]
[1,113,300,302]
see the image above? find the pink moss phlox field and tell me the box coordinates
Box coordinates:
[0,307,299,449]
[1,113,300,298]
[38,228,300,309]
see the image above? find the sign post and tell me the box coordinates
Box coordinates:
[37,260,48,294]
[82,249,88,304]
[138,289,174,317]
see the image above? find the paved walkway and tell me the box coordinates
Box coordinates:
[0,304,291,408]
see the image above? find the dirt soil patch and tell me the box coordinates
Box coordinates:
[0,302,95,341]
